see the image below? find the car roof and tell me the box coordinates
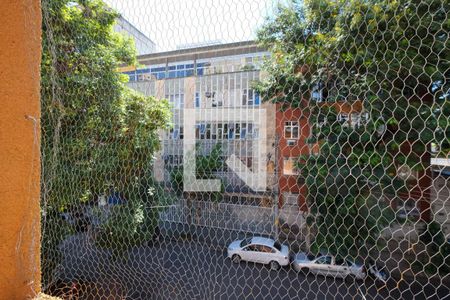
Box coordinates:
[250,237,275,247]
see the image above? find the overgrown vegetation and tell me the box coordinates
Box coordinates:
[256,0,449,260]
[41,0,171,285]
[170,143,225,202]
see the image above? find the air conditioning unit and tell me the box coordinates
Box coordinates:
[205,67,214,75]
[205,91,215,98]
[143,73,152,81]
[212,99,222,107]
[287,139,296,146]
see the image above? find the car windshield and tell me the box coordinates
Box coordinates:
[336,257,353,266]
[307,253,317,260]
[240,238,251,248]
[273,241,282,251]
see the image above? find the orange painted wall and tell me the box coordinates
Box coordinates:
[0,0,42,299]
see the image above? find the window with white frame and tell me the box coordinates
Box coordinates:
[242,89,254,106]
[206,123,211,139]
[337,113,349,126]
[283,157,299,175]
[164,155,182,167]
[317,115,327,128]
[196,123,206,140]
[194,122,256,140]
[311,82,325,102]
[222,123,228,139]
[168,126,183,140]
[351,113,361,128]
[228,123,235,139]
[240,123,248,139]
[246,123,253,139]
[284,121,299,139]
[283,193,299,208]
[235,123,241,139]
[211,123,217,140]
[205,91,223,107]
[195,92,201,108]
[166,93,184,109]
[361,112,369,124]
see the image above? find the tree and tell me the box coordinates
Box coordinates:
[41,0,171,285]
[256,0,448,261]
[170,143,225,201]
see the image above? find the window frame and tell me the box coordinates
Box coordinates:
[316,256,332,265]
[283,157,299,175]
[284,121,300,139]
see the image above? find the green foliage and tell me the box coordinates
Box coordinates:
[41,0,171,285]
[95,201,149,256]
[170,167,184,195]
[196,143,224,179]
[95,178,176,257]
[170,143,225,201]
[257,0,449,150]
[257,0,448,260]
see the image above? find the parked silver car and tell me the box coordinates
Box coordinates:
[227,237,290,270]
[293,253,366,280]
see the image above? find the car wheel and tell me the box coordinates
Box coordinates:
[270,261,281,271]
[232,254,241,264]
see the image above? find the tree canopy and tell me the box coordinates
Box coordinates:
[256,0,449,260]
[41,0,171,284]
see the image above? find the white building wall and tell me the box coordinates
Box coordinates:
[114,16,156,55]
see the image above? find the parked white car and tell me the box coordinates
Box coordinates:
[367,263,389,283]
[227,237,290,270]
[293,252,365,280]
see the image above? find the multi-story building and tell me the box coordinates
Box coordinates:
[122,41,373,229]
[275,96,367,226]
[122,41,277,205]
[275,105,309,225]
[114,16,156,55]
[121,40,439,238]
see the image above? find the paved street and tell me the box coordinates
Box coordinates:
[55,231,450,300]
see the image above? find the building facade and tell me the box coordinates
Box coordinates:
[122,40,441,233]
[114,16,156,56]
[122,41,374,228]
[123,41,277,206]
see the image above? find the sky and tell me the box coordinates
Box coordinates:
[105,0,283,52]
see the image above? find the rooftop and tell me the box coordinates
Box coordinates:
[137,40,266,65]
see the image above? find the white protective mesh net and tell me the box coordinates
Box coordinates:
[40,0,449,299]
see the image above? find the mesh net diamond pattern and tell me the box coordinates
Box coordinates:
[40,0,449,299]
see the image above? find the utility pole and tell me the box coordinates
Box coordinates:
[273,134,280,240]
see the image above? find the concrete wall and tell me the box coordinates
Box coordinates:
[114,16,156,55]
[0,0,41,299]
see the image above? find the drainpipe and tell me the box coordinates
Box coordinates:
[273,134,280,240]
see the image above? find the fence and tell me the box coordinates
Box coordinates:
[39,0,449,299]
[160,199,276,235]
